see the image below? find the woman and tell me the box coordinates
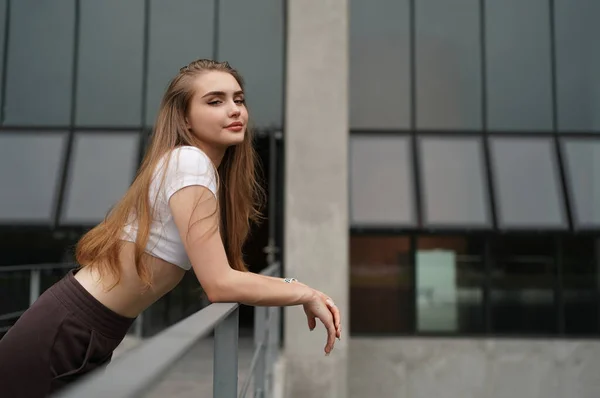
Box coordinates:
[0,59,341,397]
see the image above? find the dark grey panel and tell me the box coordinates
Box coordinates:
[218,0,283,129]
[350,0,410,129]
[145,0,214,127]
[0,133,67,222]
[350,136,415,226]
[490,137,566,228]
[76,0,145,126]
[5,0,74,125]
[416,0,481,130]
[555,0,600,132]
[0,0,6,115]
[563,139,600,227]
[419,137,490,226]
[62,133,138,223]
[485,0,553,131]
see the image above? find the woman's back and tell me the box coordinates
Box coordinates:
[74,242,187,318]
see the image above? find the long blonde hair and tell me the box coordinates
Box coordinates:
[75,59,265,288]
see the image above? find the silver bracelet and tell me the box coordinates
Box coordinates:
[284,277,298,283]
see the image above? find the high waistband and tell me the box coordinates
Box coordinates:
[51,269,136,339]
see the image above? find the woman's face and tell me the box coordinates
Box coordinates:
[185,71,248,149]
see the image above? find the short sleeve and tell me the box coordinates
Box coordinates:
[161,146,218,202]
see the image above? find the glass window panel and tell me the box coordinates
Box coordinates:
[350,136,415,226]
[562,139,600,228]
[485,0,553,131]
[5,0,74,125]
[76,0,145,126]
[416,236,485,333]
[490,137,566,228]
[555,1,600,132]
[490,236,557,334]
[563,237,600,335]
[419,137,490,226]
[350,236,411,334]
[218,0,283,129]
[415,0,481,130]
[61,133,138,224]
[145,0,214,127]
[0,133,67,222]
[350,0,410,129]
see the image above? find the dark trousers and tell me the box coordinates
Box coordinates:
[0,269,136,397]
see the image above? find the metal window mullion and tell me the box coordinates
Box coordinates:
[483,236,492,333]
[212,0,220,61]
[555,235,565,335]
[548,0,574,232]
[137,0,151,168]
[52,0,81,228]
[0,0,11,124]
[409,234,417,333]
[479,0,499,234]
[409,0,423,228]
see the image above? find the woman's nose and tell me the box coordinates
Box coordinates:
[228,102,241,117]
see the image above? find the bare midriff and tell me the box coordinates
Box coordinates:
[73,241,188,318]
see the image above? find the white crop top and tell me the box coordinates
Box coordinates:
[121,146,218,270]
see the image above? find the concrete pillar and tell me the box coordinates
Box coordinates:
[283,0,349,397]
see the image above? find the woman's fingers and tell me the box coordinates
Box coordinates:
[306,313,316,331]
[320,314,337,355]
[325,298,342,339]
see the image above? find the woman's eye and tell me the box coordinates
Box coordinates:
[235,99,246,104]
[208,100,222,105]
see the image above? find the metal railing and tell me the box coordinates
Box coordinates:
[46,261,282,398]
[0,262,76,333]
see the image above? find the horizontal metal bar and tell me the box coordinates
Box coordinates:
[56,302,239,398]
[0,125,280,134]
[0,126,142,132]
[349,227,600,236]
[349,129,600,138]
[0,310,24,321]
[0,263,76,273]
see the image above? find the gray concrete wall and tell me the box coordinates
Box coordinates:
[283,0,349,397]
[350,338,600,398]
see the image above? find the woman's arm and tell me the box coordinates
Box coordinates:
[169,185,341,353]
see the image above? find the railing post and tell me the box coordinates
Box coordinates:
[214,306,239,398]
[265,306,280,398]
[29,269,40,306]
[134,311,144,338]
[254,306,268,398]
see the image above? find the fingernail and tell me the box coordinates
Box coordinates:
[326,299,334,306]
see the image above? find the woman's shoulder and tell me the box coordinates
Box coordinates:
[167,145,210,160]
[160,146,214,171]
[156,145,218,198]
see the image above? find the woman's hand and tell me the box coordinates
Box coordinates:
[303,290,342,355]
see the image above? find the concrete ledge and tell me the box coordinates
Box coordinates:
[349,337,600,398]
